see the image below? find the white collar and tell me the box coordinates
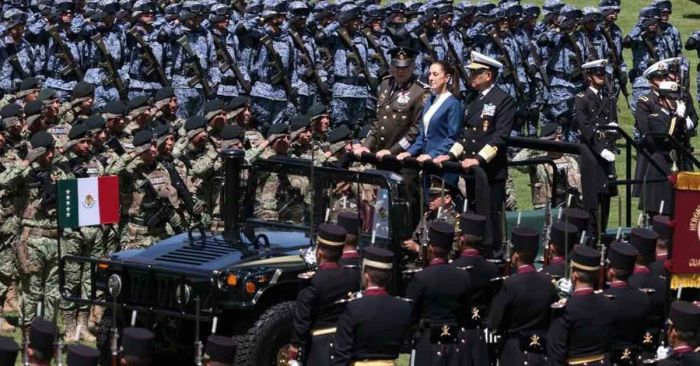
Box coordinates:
[481,84,495,97]
[589,86,601,95]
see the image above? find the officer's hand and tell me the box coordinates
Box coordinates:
[396,152,411,161]
[556,278,572,295]
[461,158,479,170]
[353,145,370,157]
[676,100,687,118]
[403,239,420,253]
[375,149,391,160]
[600,149,616,162]
[687,118,695,130]
[433,154,451,166]
[416,154,432,163]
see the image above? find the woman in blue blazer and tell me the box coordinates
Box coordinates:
[397,61,463,183]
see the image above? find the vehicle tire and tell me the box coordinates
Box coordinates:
[234,301,295,366]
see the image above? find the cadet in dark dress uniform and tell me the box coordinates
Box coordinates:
[452,213,498,366]
[489,227,559,366]
[547,245,615,365]
[66,344,100,366]
[543,221,579,280]
[205,335,237,366]
[603,241,651,365]
[650,215,673,278]
[0,336,19,366]
[656,301,700,366]
[332,247,412,366]
[436,51,516,257]
[289,223,361,366]
[120,327,154,366]
[574,59,619,237]
[27,318,57,366]
[406,221,472,366]
[627,228,668,355]
[337,211,361,269]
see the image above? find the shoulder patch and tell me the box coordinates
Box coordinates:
[640,96,649,102]
[576,93,584,97]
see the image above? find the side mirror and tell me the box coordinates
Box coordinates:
[391,199,413,242]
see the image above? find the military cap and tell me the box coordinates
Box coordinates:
[338,3,361,23]
[29,131,54,151]
[266,123,288,141]
[357,124,372,140]
[539,123,562,139]
[132,0,155,17]
[227,96,250,113]
[121,327,154,357]
[0,336,18,366]
[205,335,236,364]
[581,6,601,22]
[406,0,424,16]
[85,115,106,133]
[55,0,75,12]
[337,211,360,236]
[522,4,541,18]
[651,0,672,13]
[386,1,406,13]
[16,77,41,98]
[102,101,127,119]
[153,87,175,107]
[599,0,620,14]
[629,228,658,261]
[562,208,590,232]
[127,96,151,117]
[38,89,58,104]
[487,6,506,20]
[289,1,310,17]
[652,215,673,240]
[66,344,100,366]
[582,59,608,76]
[4,8,27,29]
[662,57,683,74]
[262,0,286,19]
[317,223,347,248]
[543,0,564,13]
[639,6,660,19]
[658,81,681,100]
[180,1,207,20]
[184,116,207,140]
[289,115,311,134]
[363,247,394,271]
[102,0,120,13]
[608,241,638,273]
[29,318,57,354]
[203,99,225,121]
[1,104,23,128]
[669,301,700,332]
[560,5,581,18]
[312,0,334,18]
[71,82,95,101]
[364,4,383,19]
[504,3,523,18]
[221,125,245,142]
[245,0,264,14]
[642,60,669,80]
[153,123,175,147]
[466,51,503,70]
[24,101,44,127]
[307,103,329,121]
[570,244,600,271]
[429,221,454,250]
[388,47,418,68]
[550,221,578,254]
[327,125,353,149]
[428,175,460,197]
[164,2,182,19]
[460,213,486,238]
[511,227,539,255]
[209,3,231,22]
[64,123,91,150]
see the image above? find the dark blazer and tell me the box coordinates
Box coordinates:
[407,93,463,158]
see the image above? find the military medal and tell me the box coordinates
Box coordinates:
[397,91,410,104]
[482,120,489,131]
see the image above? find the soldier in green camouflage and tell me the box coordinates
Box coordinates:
[40,90,70,150]
[1,104,29,159]
[124,96,156,136]
[512,124,582,209]
[152,87,186,136]
[56,82,94,127]
[0,132,20,332]
[227,96,263,149]
[106,129,180,250]
[0,131,73,325]
[202,99,228,150]
[289,114,325,163]
[14,78,41,108]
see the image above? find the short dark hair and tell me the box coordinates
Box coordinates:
[461,234,483,249]
[365,268,391,288]
[122,355,152,366]
[574,269,598,284]
[319,246,342,263]
[657,238,669,250]
[345,233,358,248]
[610,267,630,281]
[431,245,449,259]
[30,347,52,363]
[516,251,535,264]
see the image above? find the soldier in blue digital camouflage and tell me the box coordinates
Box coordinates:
[209,3,251,103]
[42,0,85,102]
[0,9,40,95]
[123,0,168,100]
[685,31,700,102]
[578,8,610,63]
[600,0,629,100]
[249,0,297,134]
[652,0,682,57]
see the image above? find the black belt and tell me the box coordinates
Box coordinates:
[335,76,364,85]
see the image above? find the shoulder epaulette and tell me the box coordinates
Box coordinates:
[381,74,393,81]
[576,93,584,97]
[640,95,649,102]
[416,79,430,89]
[649,113,659,117]
[297,271,316,280]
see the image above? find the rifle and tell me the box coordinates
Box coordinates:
[542,201,552,266]
[260,34,300,107]
[488,29,525,101]
[6,45,29,80]
[106,136,126,156]
[212,34,251,94]
[318,47,334,71]
[444,35,470,96]
[91,34,128,100]
[176,36,213,98]
[502,203,511,276]
[565,31,584,80]
[597,203,606,290]
[289,30,332,104]
[140,178,173,228]
[337,26,377,90]
[417,172,429,267]
[527,40,551,90]
[127,27,170,86]
[601,25,630,102]
[361,27,389,77]
[161,159,206,240]
[47,26,84,80]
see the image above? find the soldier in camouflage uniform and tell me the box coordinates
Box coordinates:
[0,10,40,96]
[152,87,186,135]
[106,129,181,250]
[0,132,20,332]
[227,96,264,149]
[0,104,29,159]
[289,114,325,163]
[55,82,95,148]
[0,131,72,325]
[125,95,156,136]
[202,99,228,150]
[512,124,582,210]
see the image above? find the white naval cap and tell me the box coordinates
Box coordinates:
[581,59,607,70]
[657,80,680,98]
[465,51,503,70]
[642,60,669,79]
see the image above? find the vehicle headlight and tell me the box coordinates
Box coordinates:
[175,283,192,306]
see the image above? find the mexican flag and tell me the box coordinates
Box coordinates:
[58,176,120,228]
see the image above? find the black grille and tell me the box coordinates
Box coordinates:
[154,240,238,266]
[123,272,204,310]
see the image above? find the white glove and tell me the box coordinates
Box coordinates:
[608,122,618,128]
[600,149,616,162]
[686,117,694,130]
[288,361,301,366]
[556,278,572,296]
[676,100,687,118]
[656,346,671,360]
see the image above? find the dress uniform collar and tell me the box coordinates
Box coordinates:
[588,85,601,96]
[551,256,565,264]
[657,251,668,260]
[517,264,536,274]
[610,280,628,288]
[318,262,340,271]
[672,346,693,354]
[342,250,359,259]
[364,287,388,296]
[460,249,481,257]
[634,264,651,274]
[480,84,495,99]
[573,287,594,296]
[429,258,448,266]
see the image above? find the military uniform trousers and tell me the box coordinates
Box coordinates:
[459,326,489,366]
[610,344,640,366]
[62,226,104,311]
[413,324,465,366]
[305,329,337,366]
[174,87,206,119]
[251,96,294,134]
[499,334,548,366]
[331,97,367,130]
[0,215,20,303]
